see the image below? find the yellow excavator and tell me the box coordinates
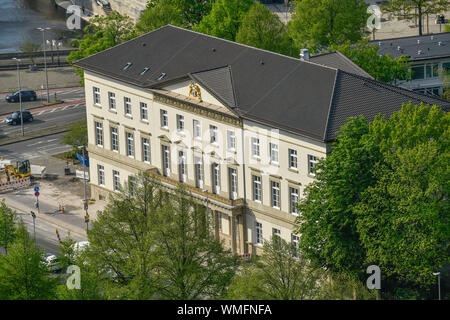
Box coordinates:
[0,159,31,182]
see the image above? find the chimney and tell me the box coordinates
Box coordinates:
[300,48,310,61]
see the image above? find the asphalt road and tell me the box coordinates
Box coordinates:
[0,98,86,139]
[0,87,85,115]
[0,131,71,161]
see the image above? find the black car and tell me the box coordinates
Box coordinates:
[5,111,33,125]
[6,90,37,102]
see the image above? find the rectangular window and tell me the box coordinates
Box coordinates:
[210,125,218,144]
[194,156,203,188]
[256,222,263,245]
[212,163,220,194]
[108,92,115,110]
[110,127,118,152]
[252,175,262,202]
[113,170,120,191]
[272,228,281,237]
[93,87,100,105]
[177,115,184,132]
[95,121,103,147]
[124,97,132,116]
[162,145,170,176]
[126,132,134,158]
[271,181,280,209]
[308,155,318,175]
[193,120,201,138]
[290,187,299,215]
[97,164,104,186]
[426,63,439,78]
[251,137,260,157]
[411,64,425,80]
[128,176,136,196]
[178,151,186,182]
[218,212,222,233]
[140,102,148,121]
[227,130,236,150]
[142,137,150,163]
[229,168,237,200]
[289,149,298,169]
[161,110,168,128]
[292,234,300,254]
[270,143,278,163]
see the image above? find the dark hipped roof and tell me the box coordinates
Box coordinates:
[369,32,450,61]
[309,51,374,79]
[75,25,450,142]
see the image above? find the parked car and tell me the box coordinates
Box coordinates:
[5,90,37,102]
[43,253,62,272]
[5,111,33,125]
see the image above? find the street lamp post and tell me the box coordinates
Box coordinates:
[79,145,89,232]
[30,211,36,244]
[433,272,441,300]
[12,58,24,136]
[37,27,51,103]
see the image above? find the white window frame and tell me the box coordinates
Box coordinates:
[271,181,280,209]
[194,156,203,188]
[193,120,201,139]
[252,175,262,203]
[95,121,103,147]
[142,137,150,163]
[113,170,120,191]
[251,137,260,158]
[218,212,222,233]
[272,228,281,238]
[140,102,148,121]
[126,132,134,158]
[289,187,299,215]
[270,143,279,163]
[162,145,170,176]
[161,110,168,128]
[212,163,220,194]
[110,126,118,152]
[108,92,115,110]
[255,222,263,245]
[308,155,318,175]
[177,114,185,133]
[97,164,105,186]
[292,234,300,253]
[93,87,101,105]
[227,130,236,151]
[178,150,187,182]
[229,167,237,200]
[289,149,298,169]
[124,97,132,116]
[210,125,218,144]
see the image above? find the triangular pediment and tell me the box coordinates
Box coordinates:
[158,135,172,143]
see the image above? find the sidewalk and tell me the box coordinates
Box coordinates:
[2,155,107,239]
[0,66,80,93]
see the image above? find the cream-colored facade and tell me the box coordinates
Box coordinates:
[84,70,327,256]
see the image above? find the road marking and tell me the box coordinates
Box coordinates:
[26,141,44,147]
[47,139,58,143]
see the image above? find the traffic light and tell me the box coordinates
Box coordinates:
[439,15,445,24]
[84,215,90,223]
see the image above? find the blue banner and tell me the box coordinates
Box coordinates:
[77,154,89,167]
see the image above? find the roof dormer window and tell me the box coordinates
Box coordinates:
[140,67,149,75]
[123,62,132,70]
[157,72,166,81]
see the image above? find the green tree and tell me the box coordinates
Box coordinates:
[328,42,412,83]
[0,200,16,254]
[19,41,41,66]
[227,237,323,300]
[61,119,87,158]
[67,11,138,85]
[86,173,162,299]
[194,0,253,41]
[0,221,58,299]
[152,187,239,299]
[319,272,379,300]
[355,103,450,287]
[236,2,295,56]
[288,0,369,52]
[136,0,186,34]
[296,116,381,278]
[383,0,449,36]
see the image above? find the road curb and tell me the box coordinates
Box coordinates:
[0,124,72,147]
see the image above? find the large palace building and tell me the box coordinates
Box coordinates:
[74,25,449,256]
